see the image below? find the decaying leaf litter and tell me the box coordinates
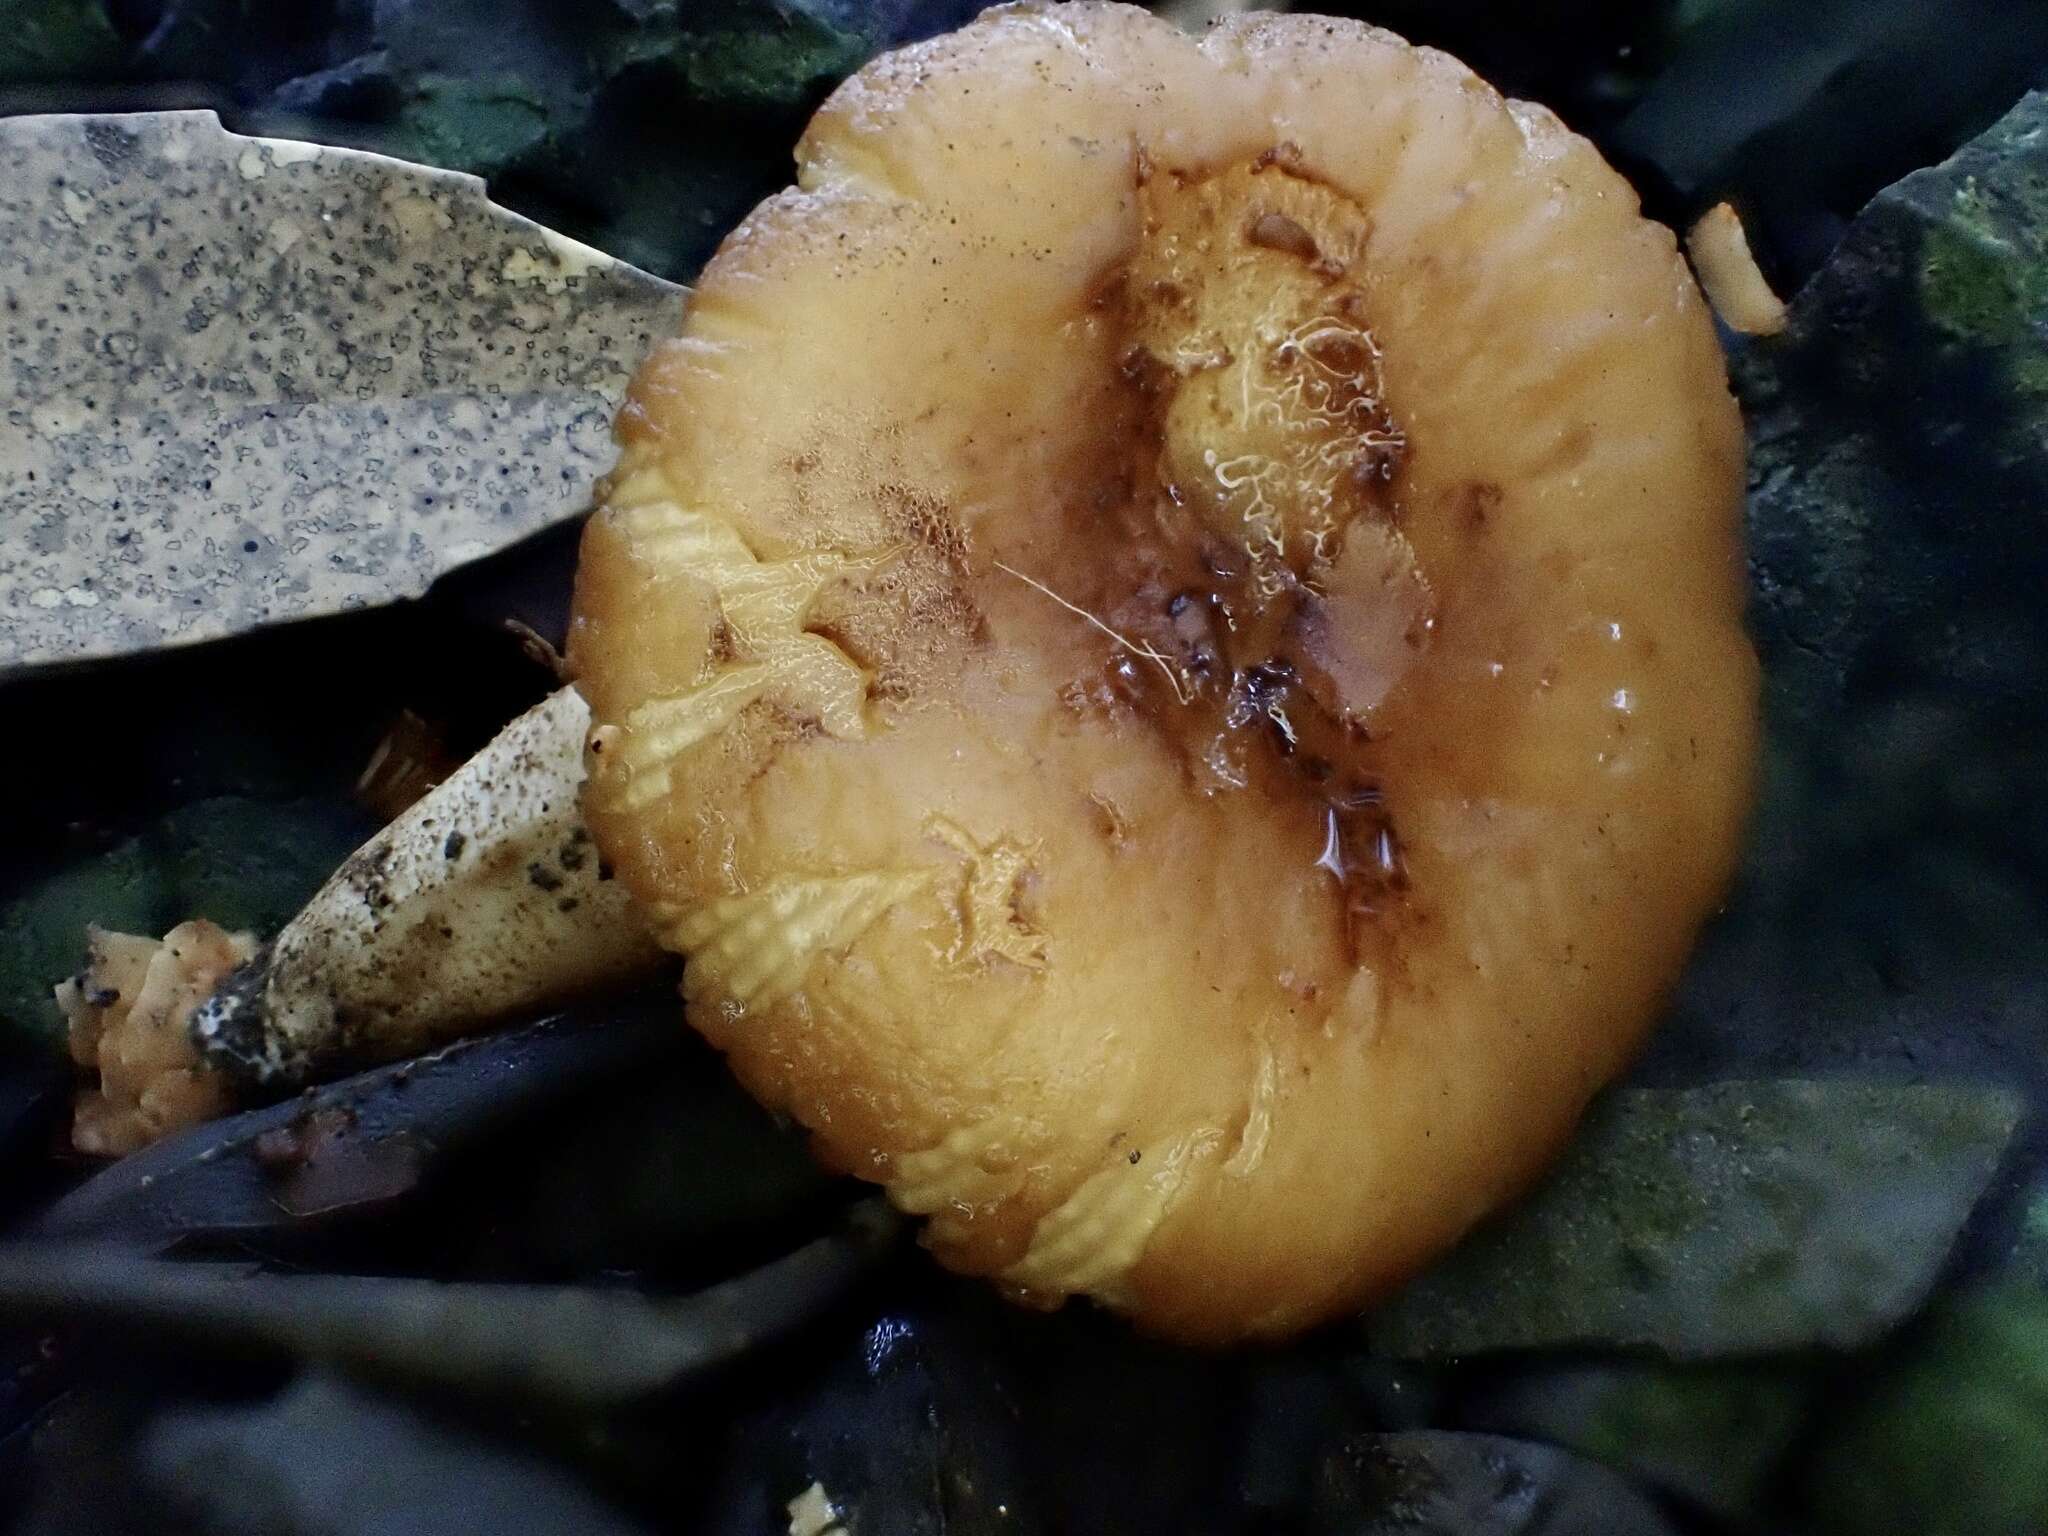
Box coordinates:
[3,5,2048,1533]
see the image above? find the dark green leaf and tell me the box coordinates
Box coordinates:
[1367,1081,2022,1359]
[675,19,871,110]
[381,72,553,183]
[1458,1359,1814,1522]
[1310,1431,1682,1535]
[0,1200,901,1410]
[0,0,120,85]
[1802,1284,2048,1536]
[157,797,378,946]
[142,1374,655,1536]
[603,4,875,112]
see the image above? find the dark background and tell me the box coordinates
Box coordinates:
[7,0,2048,292]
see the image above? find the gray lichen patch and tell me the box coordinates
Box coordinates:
[0,111,682,672]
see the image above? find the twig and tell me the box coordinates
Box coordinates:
[993,560,1191,704]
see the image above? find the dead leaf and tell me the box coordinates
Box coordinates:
[0,111,680,672]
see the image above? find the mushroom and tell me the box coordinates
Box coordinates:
[1687,202,1789,337]
[570,1,1758,1343]
[61,921,254,1157]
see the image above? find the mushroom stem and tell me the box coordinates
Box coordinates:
[189,686,667,1091]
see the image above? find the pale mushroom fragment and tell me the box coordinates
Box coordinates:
[572,1,1757,1342]
[61,922,256,1158]
[1687,202,1790,336]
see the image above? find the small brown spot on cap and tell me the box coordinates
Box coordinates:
[1248,211,1320,263]
[1460,482,1503,534]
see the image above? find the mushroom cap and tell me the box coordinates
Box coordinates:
[571,1,1756,1342]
